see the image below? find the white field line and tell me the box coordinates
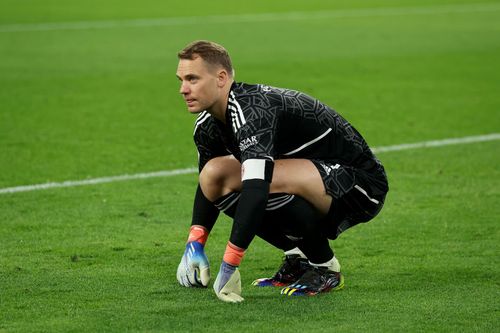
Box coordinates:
[371,133,500,153]
[0,133,498,195]
[1,2,499,33]
[0,168,197,195]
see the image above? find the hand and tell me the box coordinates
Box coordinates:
[213,261,244,303]
[176,241,210,287]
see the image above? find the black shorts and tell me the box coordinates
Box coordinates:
[311,160,388,240]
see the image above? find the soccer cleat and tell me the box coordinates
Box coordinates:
[252,254,311,287]
[280,266,344,296]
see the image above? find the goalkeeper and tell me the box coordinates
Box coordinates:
[175,40,388,302]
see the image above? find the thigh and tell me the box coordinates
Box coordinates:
[271,159,332,215]
[201,157,332,215]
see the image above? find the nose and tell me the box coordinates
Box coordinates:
[179,81,190,95]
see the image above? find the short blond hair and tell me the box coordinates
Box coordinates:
[178,40,233,76]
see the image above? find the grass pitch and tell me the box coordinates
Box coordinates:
[1,1,499,332]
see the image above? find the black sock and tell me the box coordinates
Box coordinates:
[277,195,334,263]
[213,191,240,215]
[215,192,296,250]
[263,194,334,263]
[213,192,333,260]
[191,185,220,231]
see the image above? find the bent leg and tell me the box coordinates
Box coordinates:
[199,156,242,201]
[200,157,337,267]
[271,159,332,215]
[199,157,332,215]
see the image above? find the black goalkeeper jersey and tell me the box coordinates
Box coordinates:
[192,82,388,250]
[194,82,386,195]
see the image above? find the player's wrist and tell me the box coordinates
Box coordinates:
[223,241,245,267]
[187,225,209,245]
[220,260,238,270]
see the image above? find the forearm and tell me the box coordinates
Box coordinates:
[191,183,219,232]
[229,179,270,249]
[214,179,269,302]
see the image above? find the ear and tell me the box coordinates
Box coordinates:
[216,69,229,88]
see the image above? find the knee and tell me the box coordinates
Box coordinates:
[200,159,223,185]
[199,157,241,201]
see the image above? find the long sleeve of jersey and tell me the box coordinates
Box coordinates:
[191,184,220,232]
[229,179,269,249]
[226,88,277,249]
[228,158,274,249]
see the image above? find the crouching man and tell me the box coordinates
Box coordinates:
[175,40,388,302]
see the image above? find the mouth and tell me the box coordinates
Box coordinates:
[185,99,196,107]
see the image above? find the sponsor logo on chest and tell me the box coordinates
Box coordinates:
[239,136,258,151]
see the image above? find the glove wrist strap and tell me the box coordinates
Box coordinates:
[223,241,245,266]
[187,225,209,245]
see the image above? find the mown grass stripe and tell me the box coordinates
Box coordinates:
[1,2,499,33]
[0,133,498,195]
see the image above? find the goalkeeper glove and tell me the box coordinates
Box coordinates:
[176,241,210,287]
[213,261,244,303]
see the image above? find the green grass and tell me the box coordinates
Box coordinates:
[1,0,499,332]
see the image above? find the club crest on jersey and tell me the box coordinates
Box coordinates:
[261,85,271,92]
[239,136,258,151]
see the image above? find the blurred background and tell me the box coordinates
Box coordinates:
[1,0,498,188]
[0,1,498,331]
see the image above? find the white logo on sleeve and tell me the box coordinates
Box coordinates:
[320,163,341,174]
[239,136,258,151]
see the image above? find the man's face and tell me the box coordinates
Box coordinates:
[176,56,220,114]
